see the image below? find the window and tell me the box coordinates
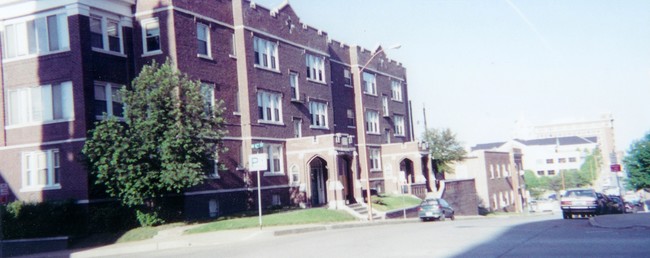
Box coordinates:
[208,199,219,217]
[365,110,379,134]
[391,80,403,101]
[546,159,554,164]
[7,82,73,126]
[90,15,122,53]
[343,69,352,86]
[382,95,389,116]
[347,109,355,126]
[547,170,556,176]
[305,54,325,83]
[22,149,61,190]
[200,83,215,116]
[289,72,299,100]
[207,160,220,179]
[558,158,566,163]
[290,165,300,185]
[369,148,381,171]
[309,101,328,128]
[196,23,210,57]
[142,18,160,54]
[2,13,69,59]
[272,194,281,206]
[293,119,302,138]
[569,157,577,163]
[257,91,282,123]
[394,115,405,136]
[253,37,278,70]
[263,144,284,174]
[537,170,544,176]
[363,72,376,95]
[94,82,123,119]
[230,33,236,56]
[384,129,391,144]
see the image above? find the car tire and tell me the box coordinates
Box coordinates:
[450,212,455,221]
[563,211,571,219]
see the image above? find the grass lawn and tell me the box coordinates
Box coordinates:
[371,194,422,212]
[186,208,355,234]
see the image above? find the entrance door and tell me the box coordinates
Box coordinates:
[339,156,355,204]
[310,158,328,206]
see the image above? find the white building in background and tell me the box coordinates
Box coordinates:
[513,114,622,192]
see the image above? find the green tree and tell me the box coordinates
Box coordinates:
[82,60,227,226]
[422,128,467,180]
[524,170,544,199]
[579,148,601,185]
[623,132,650,191]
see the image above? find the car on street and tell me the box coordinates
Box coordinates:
[561,188,605,219]
[418,198,454,221]
[607,195,625,214]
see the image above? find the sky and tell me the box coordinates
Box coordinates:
[254,0,650,152]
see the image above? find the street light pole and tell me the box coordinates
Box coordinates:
[352,44,401,222]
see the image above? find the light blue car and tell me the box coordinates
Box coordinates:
[418,198,455,221]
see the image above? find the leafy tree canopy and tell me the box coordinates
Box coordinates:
[422,128,467,174]
[83,60,227,209]
[624,132,650,191]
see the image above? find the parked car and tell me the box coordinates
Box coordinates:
[418,198,454,221]
[607,195,625,214]
[561,188,605,219]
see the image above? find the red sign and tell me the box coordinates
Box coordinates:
[610,164,621,172]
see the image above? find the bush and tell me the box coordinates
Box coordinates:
[1,200,85,239]
[136,210,165,227]
[87,202,137,233]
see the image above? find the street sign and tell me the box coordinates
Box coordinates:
[249,153,268,171]
[251,142,264,149]
[610,164,621,172]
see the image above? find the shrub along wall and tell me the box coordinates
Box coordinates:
[1,200,85,239]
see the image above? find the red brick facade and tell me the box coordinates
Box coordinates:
[0,0,429,219]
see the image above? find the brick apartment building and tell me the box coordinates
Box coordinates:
[0,0,431,219]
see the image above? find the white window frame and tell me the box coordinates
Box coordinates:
[94,82,123,120]
[263,144,284,175]
[141,18,161,55]
[391,80,403,102]
[365,110,379,134]
[343,69,352,87]
[253,36,278,71]
[289,165,300,186]
[2,11,70,61]
[229,33,237,57]
[382,95,389,117]
[305,53,325,83]
[347,109,355,127]
[6,81,74,128]
[362,72,377,95]
[289,72,299,101]
[21,149,61,191]
[208,199,219,217]
[90,13,123,54]
[293,118,302,138]
[394,115,405,137]
[369,148,382,171]
[200,82,215,117]
[196,22,211,58]
[207,160,220,179]
[257,91,283,124]
[309,101,328,129]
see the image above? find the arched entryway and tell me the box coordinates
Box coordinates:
[309,157,328,207]
[400,159,414,185]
